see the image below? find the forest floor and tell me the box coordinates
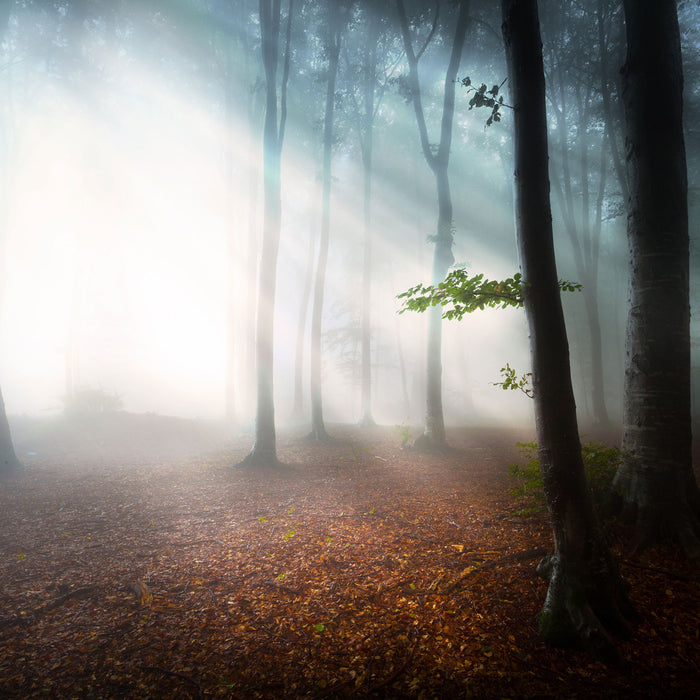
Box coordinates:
[0,414,698,699]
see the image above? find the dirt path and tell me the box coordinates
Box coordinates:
[0,420,697,698]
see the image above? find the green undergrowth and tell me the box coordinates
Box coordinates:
[508,439,622,516]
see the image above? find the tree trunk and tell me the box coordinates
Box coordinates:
[309,4,344,441]
[548,65,609,427]
[240,0,293,467]
[617,0,700,558]
[395,0,469,452]
[358,9,380,429]
[0,0,19,474]
[502,0,636,662]
[292,209,315,421]
[0,387,19,475]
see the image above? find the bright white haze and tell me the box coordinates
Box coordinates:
[0,5,546,428]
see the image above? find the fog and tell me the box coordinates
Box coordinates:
[1,1,698,438]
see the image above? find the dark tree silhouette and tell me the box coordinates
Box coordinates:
[502,0,635,662]
[616,0,700,558]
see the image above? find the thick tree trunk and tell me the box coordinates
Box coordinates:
[502,0,635,662]
[308,5,343,442]
[617,0,700,558]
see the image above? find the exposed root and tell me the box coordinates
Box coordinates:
[536,553,638,665]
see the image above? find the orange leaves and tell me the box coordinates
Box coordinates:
[1,425,698,697]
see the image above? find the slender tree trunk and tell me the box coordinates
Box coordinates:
[396,0,469,451]
[232,4,264,426]
[240,0,293,467]
[244,92,262,423]
[549,72,609,427]
[596,0,629,207]
[224,44,239,423]
[0,0,19,474]
[502,0,636,662]
[616,0,700,558]
[309,4,344,441]
[358,11,380,428]
[292,209,315,421]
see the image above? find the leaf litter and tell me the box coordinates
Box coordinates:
[0,420,697,698]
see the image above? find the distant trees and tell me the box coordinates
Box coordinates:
[341,1,396,428]
[501,0,635,661]
[542,1,613,426]
[308,2,349,441]
[616,0,700,558]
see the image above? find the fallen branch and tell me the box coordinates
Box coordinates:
[36,584,98,614]
[0,585,98,630]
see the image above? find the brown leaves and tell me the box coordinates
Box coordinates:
[0,425,698,698]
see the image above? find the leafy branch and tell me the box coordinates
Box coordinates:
[397,268,581,321]
[461,77,512,127]
[492,363,533,398]
[398,269,523,321]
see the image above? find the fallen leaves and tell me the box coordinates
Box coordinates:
[0,423,698,698]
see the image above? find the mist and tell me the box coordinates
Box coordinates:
[0,0,697,442]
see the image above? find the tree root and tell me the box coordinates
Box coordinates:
[409,433,449,454]
[536,553,638,665]
[614,457,700,560]
[234,449,283,470]
[306,426,332,442]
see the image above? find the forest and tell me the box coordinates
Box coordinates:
[0,0,699,697]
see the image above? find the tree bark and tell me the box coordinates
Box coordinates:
[502,0,636,662]
[617,0,700,558]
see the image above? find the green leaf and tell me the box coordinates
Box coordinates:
[314,623,325,632]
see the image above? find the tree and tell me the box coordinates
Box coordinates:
[542,2,611,426]
[308,1,348,441]
[222,0,264,424]
[615,0,700,558]
[0,0,20,475]
[240,0,294,467]
[501,0,634,661]
[395,0,470,451]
